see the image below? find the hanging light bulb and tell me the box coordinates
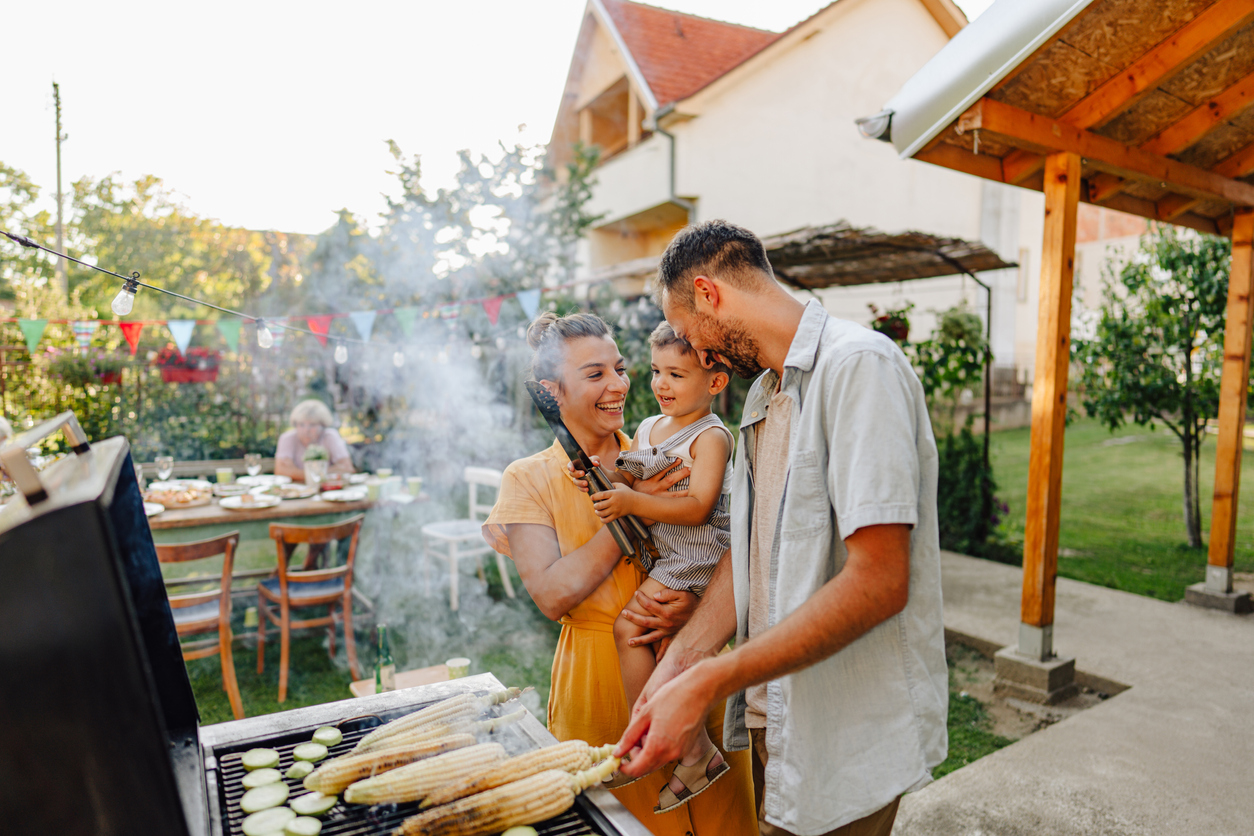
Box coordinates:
[470,345,483,359]
[256,319,274,349]
[393,350,405,368]
[334,342,349,364]
[496,337,506,350]
[111,277,140,317]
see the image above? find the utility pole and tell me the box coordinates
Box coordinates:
[53,81,68,296]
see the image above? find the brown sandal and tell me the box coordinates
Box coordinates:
[653,745,730,814]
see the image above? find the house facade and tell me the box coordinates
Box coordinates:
[549,0,1148,393]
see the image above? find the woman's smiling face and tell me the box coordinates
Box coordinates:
[543,335,629,438]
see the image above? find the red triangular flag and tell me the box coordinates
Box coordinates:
[482,296,504,325]
[119,322,144,355]
[306,315,333,347]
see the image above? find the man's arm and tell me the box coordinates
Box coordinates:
[615,523,910,774]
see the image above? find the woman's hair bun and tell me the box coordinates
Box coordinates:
[526,311,561,350]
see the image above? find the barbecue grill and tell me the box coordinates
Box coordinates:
[0,415,648,836]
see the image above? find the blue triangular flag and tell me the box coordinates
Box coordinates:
[516,288,541,319]
[349,311,377,342]
[167,320,196,355]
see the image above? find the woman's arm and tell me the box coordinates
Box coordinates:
[274,457,305,481]
[591,430,729,527]
[505,523,625,621]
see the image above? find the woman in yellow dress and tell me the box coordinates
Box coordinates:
[483,311,757,836]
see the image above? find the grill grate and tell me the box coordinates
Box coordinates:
[214,713,604,836]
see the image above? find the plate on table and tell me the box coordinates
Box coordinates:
[148,479,213,492]
[348,473,370,484]
[319,487,369,503]
[144,484,213,508]
[213,483,253,497]
[144,502,165,517]
[237,474,292,487]
[267,483,319,500]
[219,494,282,510]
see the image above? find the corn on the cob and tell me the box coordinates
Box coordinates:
[353,688,523,754]
[394,757,620,836]
[420,742,613,809]
[359,706,529,754]
[303,733,475,795]
[344,743,506,805]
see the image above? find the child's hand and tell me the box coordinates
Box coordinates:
[590,482,636,522]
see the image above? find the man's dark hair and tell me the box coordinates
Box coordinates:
[655,219,774,311]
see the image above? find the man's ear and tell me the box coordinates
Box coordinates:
[692,275,720,313]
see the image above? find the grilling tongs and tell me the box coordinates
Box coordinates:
[526,381,660,573]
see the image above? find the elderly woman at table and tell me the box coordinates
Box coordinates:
[274,400,355,482]
[482,312,756,836]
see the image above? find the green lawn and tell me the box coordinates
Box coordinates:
[990,417,1254,601]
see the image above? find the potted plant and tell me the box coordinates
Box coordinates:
[49,348,127,387]
[156,345,221,383]
[868,302,913,344]
[303,443,329,487]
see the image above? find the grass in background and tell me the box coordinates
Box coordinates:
[990,417,1254,601]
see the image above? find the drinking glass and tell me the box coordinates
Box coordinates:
[304,460,328,489]
[244,453,263,477]
[155,456,174,481]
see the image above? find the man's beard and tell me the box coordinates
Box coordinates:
[695,312,763,379]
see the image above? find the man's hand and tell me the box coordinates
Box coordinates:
[590,482,636,522]
[615,661,718,776]
[618,587,697,648]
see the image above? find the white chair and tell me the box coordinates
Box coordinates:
[422,466,516,610]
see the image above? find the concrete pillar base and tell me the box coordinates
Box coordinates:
[1185,582,1253,614]
[993,645,1079,705]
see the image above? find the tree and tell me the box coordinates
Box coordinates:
[1074,225,1232,548]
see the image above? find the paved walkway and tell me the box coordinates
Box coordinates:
[893,552,1254,836]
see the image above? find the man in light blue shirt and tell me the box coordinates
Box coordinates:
[616,220,947,836]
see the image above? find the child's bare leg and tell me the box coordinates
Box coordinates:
[614,577,669,708]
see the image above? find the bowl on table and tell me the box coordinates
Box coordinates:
[219,494,282,510]
[237,474,291,487]
[318,487,369,503]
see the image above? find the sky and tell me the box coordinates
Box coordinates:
[5,0,994,236]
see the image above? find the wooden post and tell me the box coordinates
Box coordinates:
[1206,209,1254,592]
[1019,152,1081,661]
[628,93,640,148]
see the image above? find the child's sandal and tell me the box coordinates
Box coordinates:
[653,745,730,814]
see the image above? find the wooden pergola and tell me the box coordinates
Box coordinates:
[861,0,1254,670]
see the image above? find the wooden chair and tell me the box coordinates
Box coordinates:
[257,514,364,703]
[156,532,245,720]
[421,466,515,611]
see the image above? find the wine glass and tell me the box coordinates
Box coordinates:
[244,453,263,477]
[155,455,174,482]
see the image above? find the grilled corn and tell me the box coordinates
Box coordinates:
[344,743,506,805]
[353,688,523,754]
[394,757,620,836]
[303,733,475,795]
[420,742,613,809]
[358,706,528,754]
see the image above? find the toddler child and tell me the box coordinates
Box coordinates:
[589,321,734,813]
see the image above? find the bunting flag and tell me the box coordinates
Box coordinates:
[482,296,503,326]
[306,315,333,347]
[119,322,144,355]
[18,319,47,354]
[516,288,541,319]
[72,320,100,349]
[216,319,241,352]
[270,317,288,349]
[167,320,196,355]
[393,307,418,335]
[349,311,376,342]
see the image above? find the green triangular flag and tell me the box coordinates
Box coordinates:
[216,319,242,351]
[18,319,47,355]
[393,307,418,336]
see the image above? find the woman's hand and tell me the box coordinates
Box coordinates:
[618,586,697,649]
[634,458,690,498]
[590,482,636,522]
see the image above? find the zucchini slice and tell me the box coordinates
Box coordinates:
[311,726,342,748]
[241,806,296,836]
[285,760,315,781]
[241,748,281,771]
[289,791,337,816]
[284,816,323,836]
[502,828,539,836]
[241,768,282,789]
[240,782,290,813]
[292,742,328,763]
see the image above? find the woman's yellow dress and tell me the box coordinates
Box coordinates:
[484,438,758,836]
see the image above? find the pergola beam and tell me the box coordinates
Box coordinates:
[959,97,1254,207]
[1060,0,1254,131]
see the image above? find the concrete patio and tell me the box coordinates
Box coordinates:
[893,552,1254,836]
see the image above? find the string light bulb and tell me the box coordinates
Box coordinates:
[470,345,483,359]
[256,319,274,349]
[111,277,140,317]
[392,350,405,368]
[334,342,348,364]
